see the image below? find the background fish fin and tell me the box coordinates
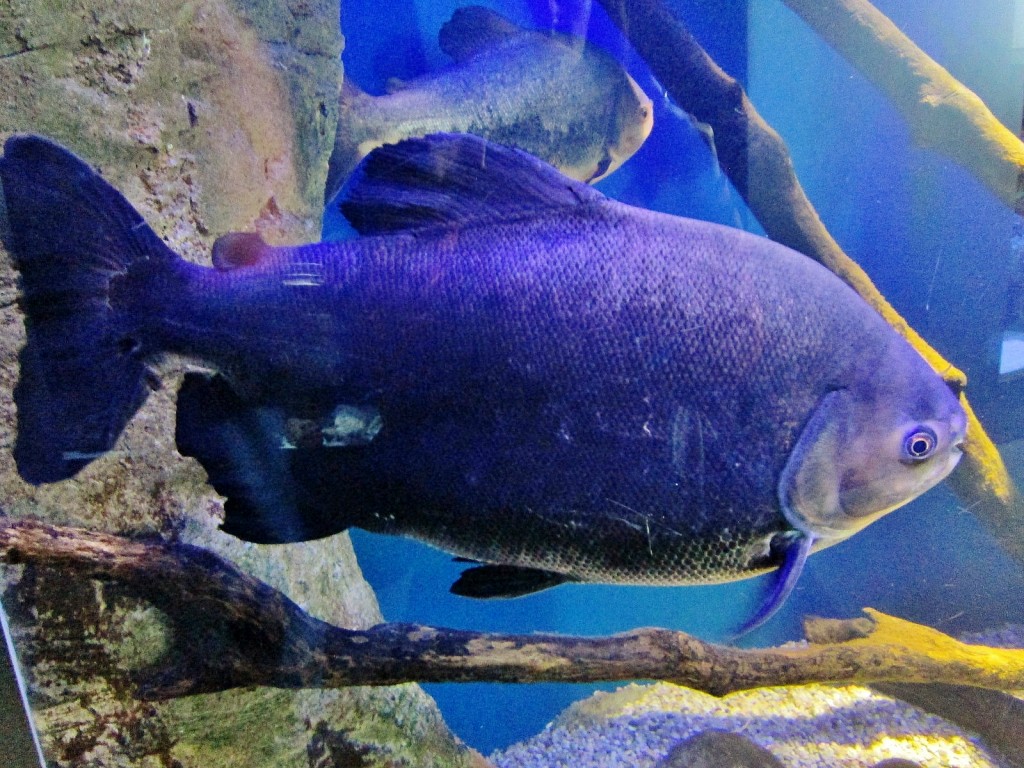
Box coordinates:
[450,564,571,598]
[340,77,367,104]
[733,530,813,639]
[340,133,607,236]
[175,373,352,544]
[438,5,524,63]
[211,232,271,271]
[383,77,409,94]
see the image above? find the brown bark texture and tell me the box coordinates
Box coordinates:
[3,519,1023,700]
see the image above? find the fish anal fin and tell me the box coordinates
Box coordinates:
[211,232,271,271]
[175,372,353,544]
[450,564,571,599]
[732,530,813,639]
[340,133,606,236]
[438,6,525,63]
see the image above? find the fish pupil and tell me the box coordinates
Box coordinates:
[904,428,937,460]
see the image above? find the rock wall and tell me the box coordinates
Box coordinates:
[0,1,484,765]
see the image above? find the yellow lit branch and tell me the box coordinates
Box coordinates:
[781,0,1024,214]
[3,519,1024,699]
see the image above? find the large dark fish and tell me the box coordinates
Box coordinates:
[325,5,654,202]
[0,133,965,632]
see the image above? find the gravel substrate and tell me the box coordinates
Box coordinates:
[490,682,1011,768]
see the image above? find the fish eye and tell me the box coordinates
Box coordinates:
[903,427,937,461]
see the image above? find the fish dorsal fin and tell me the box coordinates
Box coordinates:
[438,6,527,63]
[339,133,606,236]
[212,232,271,271]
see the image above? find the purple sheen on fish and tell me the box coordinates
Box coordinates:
[0,132,965,632]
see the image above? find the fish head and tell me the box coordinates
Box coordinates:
[589,72,654,183]
[779,353,966,546]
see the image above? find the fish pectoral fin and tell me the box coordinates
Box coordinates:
[732,530,813,640]
[450,564,572,599]
[437,6,524,63]
[211,232,272,271]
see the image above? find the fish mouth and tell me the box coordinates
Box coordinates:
[585,151,614,183]
[590,74,654,183]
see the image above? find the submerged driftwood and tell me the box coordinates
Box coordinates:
[3,519,1023,699]
[872,682,1024,767]
[781,0,1024,215]
[595,0,1018,558]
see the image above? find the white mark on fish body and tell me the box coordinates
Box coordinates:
[606,498,655,556]
[281,261,325,287]
[63,450,116,461]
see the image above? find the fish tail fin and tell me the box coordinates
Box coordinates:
[0,135,180,484]
[327,78,381,204]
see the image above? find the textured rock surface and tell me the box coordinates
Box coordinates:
[0,1,483,765]
[493,682,1010,768]
[654,729,784,768]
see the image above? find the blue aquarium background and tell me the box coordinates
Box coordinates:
[323,0,1024,753]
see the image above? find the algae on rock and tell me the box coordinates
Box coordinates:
[0,1,481,765]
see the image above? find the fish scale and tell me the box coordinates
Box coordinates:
[0,132,965,632]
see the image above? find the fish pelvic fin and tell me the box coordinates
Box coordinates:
[0,135,180,484]
[340,133,607,236]
[731,530,813,640]
[450,563,572,598]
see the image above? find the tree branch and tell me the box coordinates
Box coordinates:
[593,0,1017,558]
[2,519,1023,701]
[780,0,1024,214]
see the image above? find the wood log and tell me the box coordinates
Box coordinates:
[780,0,1024,214]
[871,682,1024,768]
[3,519,1023,701]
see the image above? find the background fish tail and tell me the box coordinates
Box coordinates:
[0,135,179,483]
[326,81,384,204]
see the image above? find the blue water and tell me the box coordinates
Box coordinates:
[327,0,1024,754]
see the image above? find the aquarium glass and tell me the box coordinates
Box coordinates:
[0,0,1023,766]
